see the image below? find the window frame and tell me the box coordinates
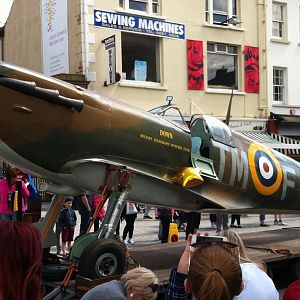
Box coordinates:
[205,0,239,27]
[121,32,161,84]
[272,2,287,40]
[119,0,159,15]
[207,42,239,90]
[273,67,286,104]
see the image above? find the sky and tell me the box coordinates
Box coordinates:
[0,0,14,26]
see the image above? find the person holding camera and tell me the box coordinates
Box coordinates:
[165,234,243,300]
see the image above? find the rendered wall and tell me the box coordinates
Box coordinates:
[3,0,265,119]
[4,0,42,71]
[267,0,300,111]
[87,0,264,118]
[4,0,82,74]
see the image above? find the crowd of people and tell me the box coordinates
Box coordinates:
[3,214,300,300]
[0,164,296,300]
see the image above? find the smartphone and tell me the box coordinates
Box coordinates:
[191,234,227,247]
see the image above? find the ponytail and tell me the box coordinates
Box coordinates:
[197,270,231,300]
[188,245,242,300]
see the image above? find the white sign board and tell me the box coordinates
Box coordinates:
[41,0,69,76]
[104,35,116,85]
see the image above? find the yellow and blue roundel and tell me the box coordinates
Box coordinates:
[248,144,283,196]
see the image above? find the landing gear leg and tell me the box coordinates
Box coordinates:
[75,167,134,279]
[77,191,130,279]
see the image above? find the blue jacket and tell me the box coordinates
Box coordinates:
[58,208,77,227]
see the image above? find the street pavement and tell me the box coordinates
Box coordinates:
[41,203,300,246]
[116,210,300,245]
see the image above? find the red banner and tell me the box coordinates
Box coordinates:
[187,40,204,90]
[245,46,259,93]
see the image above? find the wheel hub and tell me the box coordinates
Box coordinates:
[95,253,118,276]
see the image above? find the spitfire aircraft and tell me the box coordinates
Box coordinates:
[0,60,299,278]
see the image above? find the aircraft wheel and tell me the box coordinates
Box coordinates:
[78,238,127,279]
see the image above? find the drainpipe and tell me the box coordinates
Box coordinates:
[81,0,89,80]
[257,0,268,118]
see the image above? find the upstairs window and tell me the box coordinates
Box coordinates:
[205,0,238,26]
[273,67,286,103]
[272,2,286,39]
[207,43,238,90]
[119,0,159,15]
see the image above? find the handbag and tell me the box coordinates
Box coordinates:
[126,202,138,214]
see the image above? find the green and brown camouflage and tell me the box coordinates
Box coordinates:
[0,60,299,214]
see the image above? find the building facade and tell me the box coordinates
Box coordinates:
[3,0,268,125]
[267,0,300,139]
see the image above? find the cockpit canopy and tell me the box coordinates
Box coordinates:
[148,104,189,131]
[202,115,235,147]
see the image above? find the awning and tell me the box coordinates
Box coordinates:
[242,132,300,157]
[271,133,300,156]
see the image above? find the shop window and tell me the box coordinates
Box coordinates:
[122,33,160,83]
[273,67,286,103]
[119,0,159,14]
[205,0,239,26]
[207,43,238,89]
[272,2,287,39]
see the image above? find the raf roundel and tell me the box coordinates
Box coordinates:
[248,144,283,196]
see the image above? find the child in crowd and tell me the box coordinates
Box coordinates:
[58,198,77,256]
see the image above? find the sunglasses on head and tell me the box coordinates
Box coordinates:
[149,283,158,293]
[191,240,238,249]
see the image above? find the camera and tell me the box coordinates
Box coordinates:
[191,234,227,247]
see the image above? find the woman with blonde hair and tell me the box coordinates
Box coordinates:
[81,267,158,300]
[217,229,263,267]
[217,230,279,300]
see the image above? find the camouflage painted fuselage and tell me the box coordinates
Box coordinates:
[0,60,299,212]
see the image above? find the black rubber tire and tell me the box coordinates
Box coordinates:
[78,238,126,279]
[43,252,61,265]
[42,263,70,282]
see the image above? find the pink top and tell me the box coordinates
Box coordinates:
[92,195,106,221]
[0,179,30,214]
